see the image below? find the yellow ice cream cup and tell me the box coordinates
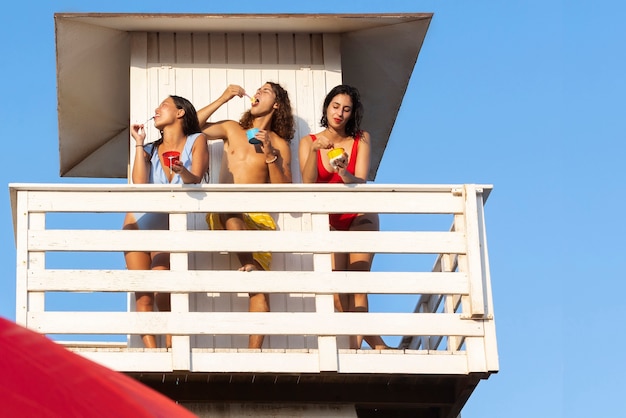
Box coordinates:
[327,147,345,165]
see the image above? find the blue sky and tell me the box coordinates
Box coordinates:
[2,1,624,417]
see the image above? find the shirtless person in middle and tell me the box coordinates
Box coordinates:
[197,82,295,349]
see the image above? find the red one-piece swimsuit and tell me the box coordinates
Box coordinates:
[311,132,361,230]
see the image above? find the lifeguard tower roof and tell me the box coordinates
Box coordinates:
[54,13,431,179]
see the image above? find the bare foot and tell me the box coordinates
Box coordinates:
[364,335,389,350]
[238,264,258,272]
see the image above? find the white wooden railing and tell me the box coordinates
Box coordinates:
[9,183,498,377]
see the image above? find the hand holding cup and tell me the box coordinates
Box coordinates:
[163,151,180,174]
[246,128,261,144]
[327,147,347,169]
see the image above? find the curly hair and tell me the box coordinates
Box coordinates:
[239,82,295,142]
[320,84,364,138]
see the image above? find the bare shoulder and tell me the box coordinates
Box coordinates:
[222,119,244,131]
[359,130,371,142]
[194,132,208,141]
[298,133,312,145]
[192,132,209,146]
[299,131,322,145]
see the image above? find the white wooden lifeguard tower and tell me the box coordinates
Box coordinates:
[9,12,498,418]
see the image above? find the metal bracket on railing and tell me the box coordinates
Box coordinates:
[452,186,484,197]
[461,314,494,320]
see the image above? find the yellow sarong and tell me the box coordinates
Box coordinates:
[206,212,276,271]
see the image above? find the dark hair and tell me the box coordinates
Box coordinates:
[171,95,202,136]
[239,82,295,142]
[151,95,201,152]
[320,84,364,138]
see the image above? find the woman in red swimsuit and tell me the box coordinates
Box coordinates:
[299,85,389,350]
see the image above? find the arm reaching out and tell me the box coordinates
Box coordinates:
[170,134,210,184]
[336,131,371,184]
[265,133,293,184]
[197,84,246,128]
[298,134,334,183]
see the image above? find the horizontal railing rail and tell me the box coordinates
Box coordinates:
[10,183,498,376]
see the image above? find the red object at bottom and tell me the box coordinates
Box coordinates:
[0,317,196,418]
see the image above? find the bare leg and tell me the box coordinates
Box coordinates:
[155,292,172,349]
[222,214,258,269]
[152,252,171,348]
[248,292,270,349]
[123,213,158,348]
[332,252,349,312]
[346,214,389,349]
[133,291,157,348]
[242,260,269,348]
[350,294,389,350]
[332,252,364,348]
[222,214,270,349]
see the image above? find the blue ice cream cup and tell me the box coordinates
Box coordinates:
[246,128,261,144]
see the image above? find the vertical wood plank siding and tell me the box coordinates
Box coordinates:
[130,31,339,349]
[144,32,324,65]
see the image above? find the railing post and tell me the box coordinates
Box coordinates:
[463,184,487,318]
[16,192,46,328]
[15,190,30,326]
[27,212,46,322]
[169,212,191,371]
[474,187,499,372]
[312,213,338,372]
[442,253,462,351]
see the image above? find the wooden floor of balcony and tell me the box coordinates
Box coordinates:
[65,345,491,418]
[128,368,485,418]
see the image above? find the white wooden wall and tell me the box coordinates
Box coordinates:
[128,31,344,349]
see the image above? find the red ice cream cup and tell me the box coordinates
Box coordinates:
[163,151,180,167]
